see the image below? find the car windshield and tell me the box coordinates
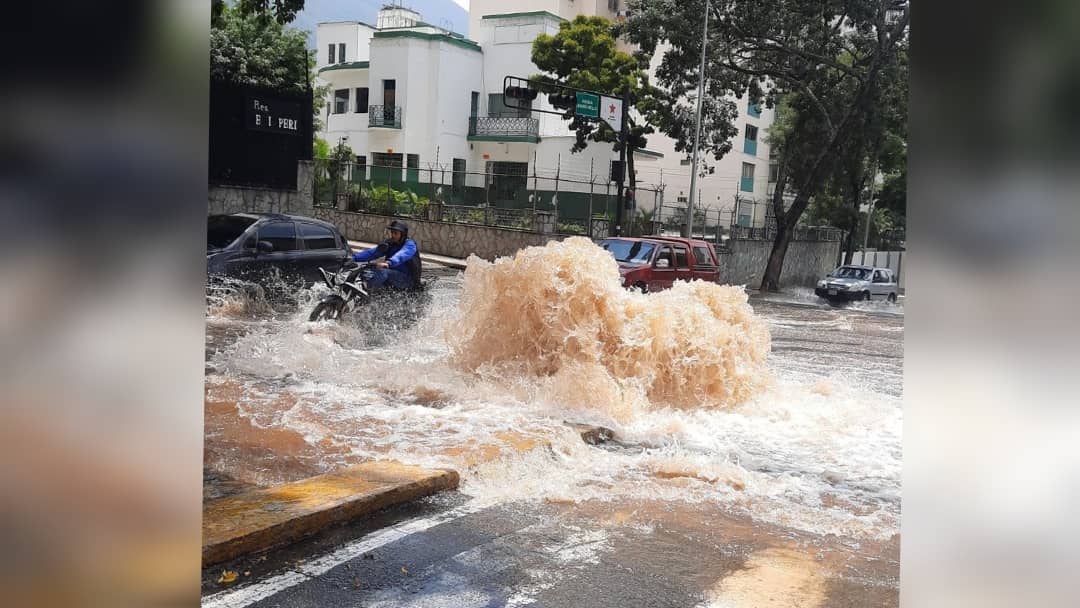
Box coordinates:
[208,215,256,249]
[833,266,870,280]
[601,239,656,264]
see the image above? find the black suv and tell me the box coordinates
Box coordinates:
[207,213,351,285]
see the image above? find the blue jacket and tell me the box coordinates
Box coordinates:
[353,238,421,287]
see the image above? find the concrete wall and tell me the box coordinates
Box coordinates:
[719,238,841,288]
[314,208,839,289]
[208,161,315,217]
[313,208,567,261]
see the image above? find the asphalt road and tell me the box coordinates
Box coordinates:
[202,295,903,608]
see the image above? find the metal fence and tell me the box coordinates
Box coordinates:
[312,159,844,242]
[313,159,664,238]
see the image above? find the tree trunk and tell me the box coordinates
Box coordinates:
[843,228,857,264]
[761,221,794,293]
[761,194,809,292]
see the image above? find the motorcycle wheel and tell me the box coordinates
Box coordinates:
[308,299,344,322]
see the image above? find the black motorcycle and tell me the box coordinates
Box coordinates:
[308,262,433,323]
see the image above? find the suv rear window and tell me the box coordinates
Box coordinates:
[692,245,714,266]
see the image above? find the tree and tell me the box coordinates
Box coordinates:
[531,16,737,202]
[211,4,312,93]
[627,0,909,291]
[212,0,306,27]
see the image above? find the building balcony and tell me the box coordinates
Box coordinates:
[369,105,402,129]
[467,116,540,143]
[743,137,758,156]
[740,176,755,193]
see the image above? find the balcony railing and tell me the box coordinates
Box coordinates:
[369,105,402,129]
[743,137,758,156]
[468,115,540,139]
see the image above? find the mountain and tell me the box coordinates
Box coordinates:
[290,0,470,47]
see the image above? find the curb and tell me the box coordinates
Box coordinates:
[202,461,458,567]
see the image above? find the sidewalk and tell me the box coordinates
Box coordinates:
[348,240,468,270]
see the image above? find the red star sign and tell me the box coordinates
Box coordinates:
[609,104,617,114]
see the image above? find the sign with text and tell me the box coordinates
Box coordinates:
[575,92,600,118]
[246,95,303,135]
[601,96,623,132]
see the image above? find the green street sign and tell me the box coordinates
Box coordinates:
[575,92,600,118]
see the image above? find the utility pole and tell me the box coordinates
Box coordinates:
[614,86,630,236]
[685,0,710,238]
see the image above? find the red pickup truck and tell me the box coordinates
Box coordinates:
[599,236,722,292]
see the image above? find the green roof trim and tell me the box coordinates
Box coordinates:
[467,134,542,144]
[318,61,370,73]
[634,148,665,159]
[481,11,564,22]
[372,30,482,52]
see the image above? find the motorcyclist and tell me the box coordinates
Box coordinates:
[351,219,422,291]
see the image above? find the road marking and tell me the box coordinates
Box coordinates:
[202,502,482,608]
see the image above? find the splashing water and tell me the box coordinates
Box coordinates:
[205,239,902,540]
[447,237,772,421]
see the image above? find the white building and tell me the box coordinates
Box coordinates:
[315,2,785,229]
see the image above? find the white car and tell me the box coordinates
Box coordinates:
[815,265,899,303]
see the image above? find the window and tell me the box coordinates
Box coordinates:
[674,246,690,269]
[874,270,888,283]
[470,92,480,117]
[740,162,755,192]
[327,44,335,64]
[355,155,367,179]
[333,89,349,114]
[300,223,339,250]
[258,222,298,251]
[743,124,759,155]
[601,239,656,264]
[207,215,256,249]
[692,245,714,267]
[371,152,403,167]
[748,101,762,118]
[338,43,346,63]
[383,79,396,107]
[407,154,419,169]
[768,162,779,183]
[488,93,530,118]
[655,246,674,268]
[609,160,625,183]
[355,88,369,113]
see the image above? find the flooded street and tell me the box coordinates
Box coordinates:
[203,240,902,606]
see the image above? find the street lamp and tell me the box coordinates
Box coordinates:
[685,0,710,238]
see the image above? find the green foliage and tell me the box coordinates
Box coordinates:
[531,15,737,183]
[313,137,330,159]
[210,4,313,94]
[212,0,306,26]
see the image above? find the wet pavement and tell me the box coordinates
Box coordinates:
[202,268,902,607]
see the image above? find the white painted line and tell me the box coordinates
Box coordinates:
[201,502,481,608]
